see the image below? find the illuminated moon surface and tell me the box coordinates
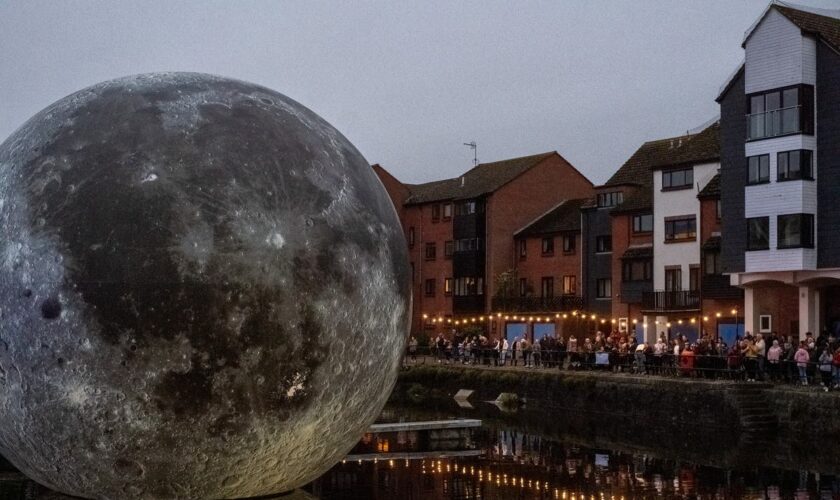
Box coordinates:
[0,73,410,499]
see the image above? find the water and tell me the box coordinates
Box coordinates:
[304,400,840,499]
[1,400,838,499]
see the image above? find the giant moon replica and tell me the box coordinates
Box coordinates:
[0,73,410,499]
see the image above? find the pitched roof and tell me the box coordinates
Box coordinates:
[649,121,720,171]
[514,198,587,237]
[602,137,680,188]
[405,152,556,205]
[774,4,840,53]
[698,173,721,199]
[621,245,653,259]
[611,187,652,215]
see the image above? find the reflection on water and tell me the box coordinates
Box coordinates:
[305,404,840,500]
[1,402,839,499]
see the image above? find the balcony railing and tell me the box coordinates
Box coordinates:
[747,105,800,140]
[491,294,583,313]
[642,290,700,312]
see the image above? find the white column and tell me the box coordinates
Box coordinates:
[744,287,755,336]
[799,286,819,341]
[643,315,656,344]
[656,315,669,340]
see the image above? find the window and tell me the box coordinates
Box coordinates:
[541,277,554,298]
[431,204,440,221]
[777,150,813,181]
[664,216,696,242]
[662,168,693,190]
[444,240,454,258]
[518,239,527,260]
[704,251,721,275]
[778,213,814,249]
[597,191,624,208]
[519,278,528,297]
[444,278,453,295]
[632,214,653,233]
[424,279,436,297]
[689,265,699,291]
[442,203,453,219]
[455,238,484,252]
[562,234,575,253]
[541,237,554,255]
[622,260,652,282]
[747,155,770,184]
[454,277,484,296]
[408,227,415,247]
[665,267,682,291]
[455,200,484,216]
[747,84,814,140]
[746,217,770,251]
[410,262,415,283]
[563,275,577,294]
[425,242,436,260]
[716,199,722,220]
[596,235,612,253]
[759,315,772,333]
[596,279,611,299]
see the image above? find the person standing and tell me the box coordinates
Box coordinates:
[767,340,782,382]
[794,341,811,386]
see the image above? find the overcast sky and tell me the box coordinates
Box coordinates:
[1,1,838,186]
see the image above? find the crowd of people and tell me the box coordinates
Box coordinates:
[405,329,840,390]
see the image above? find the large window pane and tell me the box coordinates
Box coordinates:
[765,91,781,111]
[751,95,765,114]
[747,217,769,250]
[778,214,814,248]
[783,88,798,107]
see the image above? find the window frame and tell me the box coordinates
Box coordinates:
[424,278,436,297]
[519,278,528,297]
[632,213,653,234]
[541,236,554,256]
[746,216,770,251]
[595,235,612,253]
[562,275,577,295]
[518,239,527,260]
[662,167,694,191]
[596,278,612,299]
[597,191,624,209]
[408,227,415,248]
[424,242,437,260]
[431,204,441,221]
[622,259,652,282]
[777,150,813,182]
[444,240,454,258]
[663,215,697,243]
[442,203,453,220]
[562,234,576,254]
[541,277,554,298]
[444,277,453,296]
[777,213,814,249]
[704,250,721,275]
[747,154,770,185]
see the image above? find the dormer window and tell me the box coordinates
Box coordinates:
[597,191,623,208]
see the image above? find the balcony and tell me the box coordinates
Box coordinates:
[453,295,485,313]
[642,290,700,312]
[747,105,801,140]
[491,295,583,313]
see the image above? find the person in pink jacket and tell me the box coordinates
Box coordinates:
[794,341,811,386]
[767,340,782,382]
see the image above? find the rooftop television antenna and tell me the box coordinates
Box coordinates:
[463,141,478,167]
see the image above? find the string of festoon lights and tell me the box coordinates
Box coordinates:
[420,308,740,329]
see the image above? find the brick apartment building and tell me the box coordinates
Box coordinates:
[374,152,594,337]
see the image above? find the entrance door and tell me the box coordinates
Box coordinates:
[533,323,555,342]
[718,322,745,347]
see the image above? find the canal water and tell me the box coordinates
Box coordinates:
[0,400,837,499]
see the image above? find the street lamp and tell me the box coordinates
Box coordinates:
[731,308,740,338]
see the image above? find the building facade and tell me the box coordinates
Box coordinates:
[374,152,594,337]
[718,4,840,339]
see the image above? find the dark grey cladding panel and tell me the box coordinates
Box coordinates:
[817,43,840,268]
[582,208,613,314]
[718,70,746,274]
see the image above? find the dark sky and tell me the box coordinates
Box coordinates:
[1,1,837,186]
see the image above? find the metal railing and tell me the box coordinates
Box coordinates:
[403,346,840,387]
[490,294,584,313]
[642,290,700,312]
[747,105,800,140]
